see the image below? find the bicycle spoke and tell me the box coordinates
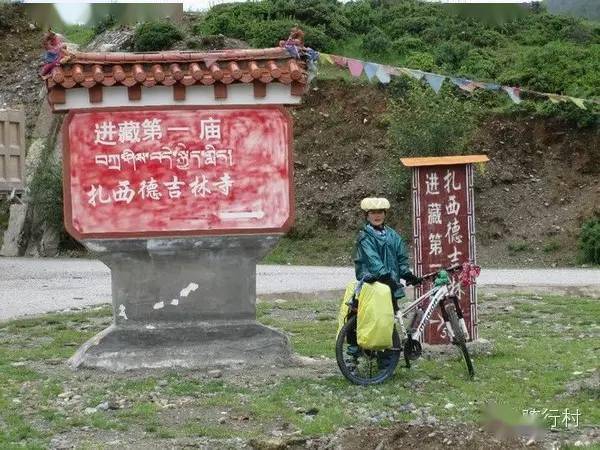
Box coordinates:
[336,315,401,385]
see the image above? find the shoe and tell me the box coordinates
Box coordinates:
[346,345,360,357]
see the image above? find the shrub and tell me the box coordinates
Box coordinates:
[542,240,561,253]
[93,14,116,35]
[342,0,379,35]
[391,36,425,56]
[387,16,436,37]
[579,217,600,265]
[498,40,599,96]
[404,52,436,72]
[459,49,498,80]
[27,150,64,241]
[507,241,532,254]
[434,40,473,71]
[386,84,476,196]
[361,27,390,56]
[133,20,183,52]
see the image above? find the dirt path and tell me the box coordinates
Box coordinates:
[0,257,599,321]
[1,257,599,321]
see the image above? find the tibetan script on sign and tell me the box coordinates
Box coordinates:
[64,107,293,239]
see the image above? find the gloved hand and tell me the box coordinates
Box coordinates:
[379,273,399,291]
[404,273,423,286]
[362,273,378,283]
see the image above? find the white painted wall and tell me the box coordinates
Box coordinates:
[56,84,301,110]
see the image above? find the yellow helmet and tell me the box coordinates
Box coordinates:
[360,197,390,212]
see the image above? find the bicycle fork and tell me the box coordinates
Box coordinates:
[439,296,470,341]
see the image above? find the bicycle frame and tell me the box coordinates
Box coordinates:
[397,277,461,342]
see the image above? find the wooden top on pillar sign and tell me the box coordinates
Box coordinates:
[400,155,489,167]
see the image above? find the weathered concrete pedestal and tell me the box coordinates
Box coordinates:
[69,236,290,371]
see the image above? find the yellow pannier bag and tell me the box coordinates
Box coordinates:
[337,281,357,336]
[357,282,394,350]
[337,281,394,350]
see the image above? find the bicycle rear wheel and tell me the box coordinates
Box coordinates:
[444,303,475,379]
[335,315,401,385]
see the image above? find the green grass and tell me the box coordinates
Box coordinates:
[543,240,561,253]
[0,295,598,447]
[507,240,533,254]
[262,233,354,266]
[59,25,96,46]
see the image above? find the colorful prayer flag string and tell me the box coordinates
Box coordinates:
[318,52,598,110]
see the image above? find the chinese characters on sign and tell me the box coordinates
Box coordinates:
[65,108,292,238]
[412,163,477,344]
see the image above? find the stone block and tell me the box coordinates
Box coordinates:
[0,204,27,256]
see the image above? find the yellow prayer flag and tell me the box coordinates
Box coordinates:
[570,97,587,110]
[548,95,561,104]
[319,53,333,65]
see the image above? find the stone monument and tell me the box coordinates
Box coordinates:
[44,48,307,370]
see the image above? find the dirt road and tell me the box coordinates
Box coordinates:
[1,257,598,321]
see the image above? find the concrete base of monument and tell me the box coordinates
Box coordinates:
[68,320,291,371]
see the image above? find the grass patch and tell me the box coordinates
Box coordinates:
[262,233,354,266]
[0,295,598,447]
[507,240,532,254]
[59,25,96,46]
[543,240,561,253]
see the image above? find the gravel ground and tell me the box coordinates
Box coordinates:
[0,257,599,321]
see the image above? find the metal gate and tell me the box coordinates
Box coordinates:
[0,109,26,194]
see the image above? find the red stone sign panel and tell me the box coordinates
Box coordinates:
[411,163,478,344]
[63,106,293,239]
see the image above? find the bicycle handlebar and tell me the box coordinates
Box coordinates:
[420,264,461,280]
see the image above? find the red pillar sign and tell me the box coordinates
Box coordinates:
[63,106,293,239]
[401,155,488,344]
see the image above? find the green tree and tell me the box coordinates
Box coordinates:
[133,20,183,51]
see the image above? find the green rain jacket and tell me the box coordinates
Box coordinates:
[354,223,412,299]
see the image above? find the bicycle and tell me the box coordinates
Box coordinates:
[335,262,480,385]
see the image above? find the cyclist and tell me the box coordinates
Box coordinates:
[348,197,422,364]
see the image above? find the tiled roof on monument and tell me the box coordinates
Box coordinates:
[44,47,308,107]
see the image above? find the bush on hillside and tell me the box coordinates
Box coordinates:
[133,20,183,51]
[361,27,390,56]
[391,36,425,55]
[498,40,600,95]
[434,40,472,71]
[387,83,477,195]
[27,148,64,241]
[93,14,117,35]
[193,0,600,122]
[579,216,600,265]
[458,49,498,79]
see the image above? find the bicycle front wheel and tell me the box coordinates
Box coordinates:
[335,315,401,385]
[445,303,475,379]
